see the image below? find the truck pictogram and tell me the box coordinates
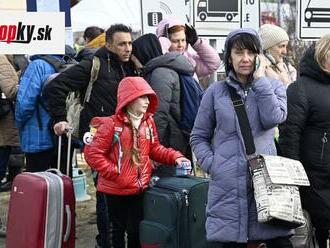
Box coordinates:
[197,0,239,22]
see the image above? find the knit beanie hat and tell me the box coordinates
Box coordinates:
[258,24,289,50]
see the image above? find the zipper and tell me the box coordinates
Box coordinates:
[107,54,111,72]
[321,132,328,162]
[182,189,189,207]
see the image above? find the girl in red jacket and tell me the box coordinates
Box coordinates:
[84,76,190,248]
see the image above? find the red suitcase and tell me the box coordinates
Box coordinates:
[6,134,75,248]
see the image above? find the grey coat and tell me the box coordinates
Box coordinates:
[143,52,194,154]
[190,72,292,242]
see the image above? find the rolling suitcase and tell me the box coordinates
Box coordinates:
[140,176,209,248]
[6,134,75,248]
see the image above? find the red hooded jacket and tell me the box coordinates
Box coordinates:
[84,77,183,195]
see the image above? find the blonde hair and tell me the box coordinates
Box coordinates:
[315,34,330,72]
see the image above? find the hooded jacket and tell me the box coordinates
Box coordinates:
[156,17,221,78]
[190,28,291,242]
[132,34,195,156]
[47,47,136,140]
[279,46,330,229]
[15,55,60,152]
[84,77,183,195]
[143,53,194,153]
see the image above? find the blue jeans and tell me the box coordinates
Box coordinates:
[0,146,11,180]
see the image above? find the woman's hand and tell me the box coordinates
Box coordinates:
[253,55,268,79]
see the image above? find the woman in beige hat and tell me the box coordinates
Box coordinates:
[258,24,297,87]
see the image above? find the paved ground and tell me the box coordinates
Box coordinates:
[0,155,99,248]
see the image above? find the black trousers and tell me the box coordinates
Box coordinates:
[25,148,57,172]
[315,228,329,248]
[25,136,73,177]
[207,236,293,248]
[105,193,144,248]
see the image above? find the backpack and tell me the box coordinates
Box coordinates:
[178,74,204,132]
[65,56,100,138]
[39,55,100,138]
[39,55,79,111]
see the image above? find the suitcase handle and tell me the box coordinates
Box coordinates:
[63,204,72,242]
[57,128,73,176]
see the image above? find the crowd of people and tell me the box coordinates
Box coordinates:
[0,17,330,248]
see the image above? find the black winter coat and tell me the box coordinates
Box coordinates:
[279,46,330,229]
[47,47,136,140]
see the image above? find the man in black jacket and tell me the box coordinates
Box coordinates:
[47,24,136,248]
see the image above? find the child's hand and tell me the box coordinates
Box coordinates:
[175,157,191,166]
[175,157,192,175]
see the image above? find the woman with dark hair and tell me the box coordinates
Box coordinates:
[190,28,292,247]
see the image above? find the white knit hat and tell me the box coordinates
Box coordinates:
[258,24,289,50]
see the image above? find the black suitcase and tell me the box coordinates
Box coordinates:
[140,176,209,248]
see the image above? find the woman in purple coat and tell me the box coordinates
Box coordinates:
[190,28,292,247]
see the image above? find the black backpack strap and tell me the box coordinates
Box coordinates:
[38,55,63,72]
[227,84,256,156]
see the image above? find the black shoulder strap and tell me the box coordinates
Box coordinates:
[38,55,63,72]
[227,85,256,155]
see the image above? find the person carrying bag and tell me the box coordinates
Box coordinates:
[227,84,310,229]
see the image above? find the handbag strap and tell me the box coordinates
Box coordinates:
[227,84,256,156]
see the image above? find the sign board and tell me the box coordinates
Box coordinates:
[0,0,26,10]
[0,11,65,54]
[193,0,260,37]
[140,0,191,34]
[27,0,73,45]
[298,0,330,40]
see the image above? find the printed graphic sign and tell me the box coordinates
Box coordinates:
[140,0,190,34]
[193,0,260,37]
[0,11,65,54]
[27,0,73,47]
[298,0,330,40]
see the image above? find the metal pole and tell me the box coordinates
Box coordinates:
[209,39,217,83]
[277,0,281,26]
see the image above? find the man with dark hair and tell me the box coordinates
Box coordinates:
[46,23,136,248]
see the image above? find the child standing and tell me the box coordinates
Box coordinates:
[84,76,190,248]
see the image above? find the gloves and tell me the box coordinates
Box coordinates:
[185,24,198,46]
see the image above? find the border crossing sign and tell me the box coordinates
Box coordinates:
[193,0,260,37]
[298,0,330,40]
